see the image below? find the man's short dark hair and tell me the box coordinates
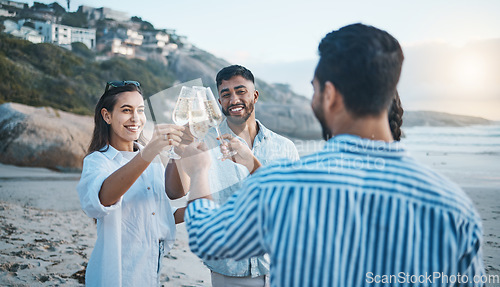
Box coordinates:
[315,23,404,116]
[216,65,255,89]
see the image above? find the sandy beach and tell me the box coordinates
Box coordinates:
[0,164,210,286]
[1,149,499,286]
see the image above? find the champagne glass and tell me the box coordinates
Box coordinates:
[168,86,193,159]
[189,89,210,141]
[199,87,237,160]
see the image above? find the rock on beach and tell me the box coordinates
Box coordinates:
[0,103,93,172]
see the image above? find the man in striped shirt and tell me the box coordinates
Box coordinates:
[181,23,485,286]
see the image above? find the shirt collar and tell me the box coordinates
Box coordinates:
[255,119,271,140]
[219,118,269,147]
[324,134,407,158]
[100,142,144,161]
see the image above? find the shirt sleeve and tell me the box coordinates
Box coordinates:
[287,140,300,161]
[184,180,266,261]
[457,216,485,284]
[76,153,123,219]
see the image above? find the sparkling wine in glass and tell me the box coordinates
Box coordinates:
[189,90,210,141]
[168,86,193,159]
[201,87,237,159]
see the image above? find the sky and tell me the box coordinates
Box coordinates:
[28,0,500,120]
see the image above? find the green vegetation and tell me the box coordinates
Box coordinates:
[71,42,95,60]
[0,33,177,115]
[61,10,89,28]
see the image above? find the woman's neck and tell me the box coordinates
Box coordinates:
[109,138,135,152]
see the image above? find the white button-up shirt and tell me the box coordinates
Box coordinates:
[77,144,176,286]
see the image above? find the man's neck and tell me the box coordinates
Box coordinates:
[332,114,394,142]
[227,117,259,149]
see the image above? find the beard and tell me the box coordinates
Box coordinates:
[222,102,254,125]
[311,97,332,141]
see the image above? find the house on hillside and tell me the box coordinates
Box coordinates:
[28,3,59,23]
[33,21,96,50]
[0,5,17,17]
[69,4,189,60]
[0,0,26,9]
[78,5,129,24]
[136,30,180,64]
[2,19,43,43]
[96,28,143,58]
[0,0,27,17]
[142,30,169,49]
[117,28,143,46]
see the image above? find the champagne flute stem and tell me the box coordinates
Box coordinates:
[215,126,237,159]
[215,126,224,144]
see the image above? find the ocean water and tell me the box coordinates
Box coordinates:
[401,124,500,188]
[402,124,500,155]
[292,123,500,157]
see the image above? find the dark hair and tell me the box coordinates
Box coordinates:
[389,91,404,141]
[315,23,404,116]
[216,65,255,89]
[87,84,143,155]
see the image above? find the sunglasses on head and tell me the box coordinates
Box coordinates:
[104,81,141,93]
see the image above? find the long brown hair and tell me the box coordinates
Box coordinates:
[389,91,404,141]
[87,84,143,155]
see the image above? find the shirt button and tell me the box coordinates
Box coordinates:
[152,212,155,215]
[147,187,151,190]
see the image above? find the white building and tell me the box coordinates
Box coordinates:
[111,38,135,57]
[2,20,44,43]
[142,30,169,48]
[117,28,143,46]
[0,0,27,17]
[71,27,96,49]
[103,29,143,57]
[0,0,27,10]
[79,5,129,22]
[0,6,16,17]
[33,21,96,50]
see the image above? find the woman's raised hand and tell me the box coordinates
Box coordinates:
[141,124,184,162]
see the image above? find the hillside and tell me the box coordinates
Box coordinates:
[0,33,179,114]
[0,32,318,139]
[0,33,308,116]
[167,47,309,105]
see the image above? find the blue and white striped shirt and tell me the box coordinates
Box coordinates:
[185,135,485,286]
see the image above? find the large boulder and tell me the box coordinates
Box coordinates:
[0,103,93,172]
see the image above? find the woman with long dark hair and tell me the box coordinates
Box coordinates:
[77,81,184,286]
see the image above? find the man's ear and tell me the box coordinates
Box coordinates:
[101,108,111,124]
[323,81,343,112]
[218,98,222,105]
[253,89,259,104]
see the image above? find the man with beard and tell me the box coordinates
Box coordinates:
[166,65,299,287]
[180,23,485,287]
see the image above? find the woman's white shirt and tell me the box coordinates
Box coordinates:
[77,144,176,287]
